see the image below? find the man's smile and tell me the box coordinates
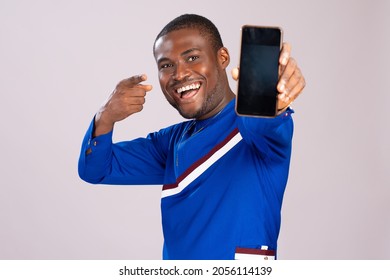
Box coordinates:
[175,82,202,99]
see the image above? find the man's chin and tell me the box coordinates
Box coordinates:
[177,105,201,120]
[178,110,197,120]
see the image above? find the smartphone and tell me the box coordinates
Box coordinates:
[236,25,283,117]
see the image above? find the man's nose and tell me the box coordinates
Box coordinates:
[173,62,190,81]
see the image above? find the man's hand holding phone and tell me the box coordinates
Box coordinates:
[276,43,306,113]
[233,37,305,116]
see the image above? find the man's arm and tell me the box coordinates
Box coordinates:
[78,121,167,185]
[78,74,166,185]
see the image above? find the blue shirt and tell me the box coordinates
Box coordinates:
[78,99,294,259]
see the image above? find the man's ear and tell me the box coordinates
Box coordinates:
[218,47,230,69]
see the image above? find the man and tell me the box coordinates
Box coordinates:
[78,14,305,260]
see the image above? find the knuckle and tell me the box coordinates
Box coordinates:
[136,104,143,112]
[120,75,143,87]
[135,97,146,105]
[288,57,297,68]
[300,77,306,88]
[118,78,128,86]
[128,75,142,83]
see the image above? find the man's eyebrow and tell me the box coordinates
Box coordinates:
[157,48,201,65]
[181,48,201,56]
[157,57,170,65]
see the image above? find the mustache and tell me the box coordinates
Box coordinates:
[169,77,196,88]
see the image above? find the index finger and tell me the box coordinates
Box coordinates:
[116,74,153,93]
[122,74,148,87]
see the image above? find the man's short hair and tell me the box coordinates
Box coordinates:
[154,14,224,54]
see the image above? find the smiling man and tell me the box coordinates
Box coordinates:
[78,14,305,260]
[154,27,233,120]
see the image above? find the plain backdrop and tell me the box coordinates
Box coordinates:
[0,0,389,259]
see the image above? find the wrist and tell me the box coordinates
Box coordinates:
[277,103,292,115]
[93,111,114,137]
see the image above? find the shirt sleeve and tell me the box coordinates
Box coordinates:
[78,117,167,185]
[237,108,294,162]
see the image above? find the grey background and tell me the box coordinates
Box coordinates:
[1,0,389,259]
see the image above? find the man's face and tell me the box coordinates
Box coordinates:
[154,28,226,120]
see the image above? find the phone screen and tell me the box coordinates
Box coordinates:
[236,26,282,117]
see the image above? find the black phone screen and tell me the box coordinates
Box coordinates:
[236,26,282,117]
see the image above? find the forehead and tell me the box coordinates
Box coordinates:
[154,28,212,60]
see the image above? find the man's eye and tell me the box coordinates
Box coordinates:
[161,63,173,69]
[188,56,199,62]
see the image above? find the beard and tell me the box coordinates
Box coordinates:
[168,72,225,120]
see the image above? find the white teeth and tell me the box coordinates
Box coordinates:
[176,83,200,94]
